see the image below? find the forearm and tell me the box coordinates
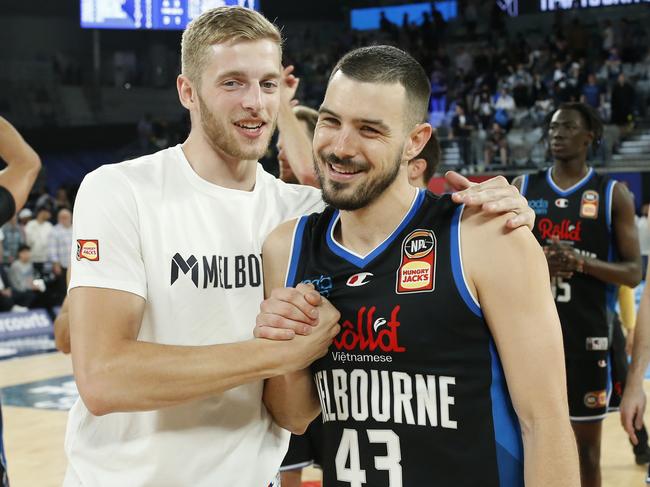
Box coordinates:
[277,104,318,187]
[628,291,650,386]
[522,415,579,487]
[582,257,641,288]
[264,368,321,434]
[74,338,289,415]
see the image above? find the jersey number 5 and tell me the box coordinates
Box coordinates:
[336,428,402,486]
[551,277,571,303]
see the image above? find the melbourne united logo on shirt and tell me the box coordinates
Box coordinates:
[170,252,262,289]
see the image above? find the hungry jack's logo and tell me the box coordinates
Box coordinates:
[580,190,599,219]
[77,240,99,261]
[334,305,406,353]
[396,229,436,294]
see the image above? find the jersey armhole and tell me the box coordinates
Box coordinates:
[519,174,529,197]
[605,179,616,232]
[284,216,309,287]
[450,205,482,318]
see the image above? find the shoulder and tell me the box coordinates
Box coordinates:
[81,147,174,193]
[263,218,301,256]
[461,206,543,275]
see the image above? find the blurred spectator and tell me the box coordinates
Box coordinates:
[48,208,72,304]
[450,104,476,166]
[484,122,509,166]
[0,265,22,312]
[54,187,71,213]
[137,113,154,151]
[455,46,474,76]
[581,73,605,110]
[473,85,495,129]
[602,19,615,53]
[24,206,52,275]
[1,215,24,265]
[17,208,32,235]
[494,87,515,128]
[8,245,45,309]
[611,73,636,131]
[639,203,650,278]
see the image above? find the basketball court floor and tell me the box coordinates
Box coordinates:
[0,350,648,486]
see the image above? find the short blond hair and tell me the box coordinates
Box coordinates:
[181,6,283,85]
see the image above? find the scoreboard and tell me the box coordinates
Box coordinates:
[80,0,259,30]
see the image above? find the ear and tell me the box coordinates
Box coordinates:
[404,123,433,163]
[177,74,197,110]
[585,130,595,147]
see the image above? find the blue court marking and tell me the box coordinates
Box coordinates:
[0,375,77,411]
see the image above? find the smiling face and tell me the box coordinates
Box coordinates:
[194,39,281,161]
[313,72,411,211]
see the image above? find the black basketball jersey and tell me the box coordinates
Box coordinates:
[286,190,523,487]
[521,168,617,358]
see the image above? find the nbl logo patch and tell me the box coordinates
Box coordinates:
[76,240,99,261]
[579,190,599,219]
[396,229,436,294]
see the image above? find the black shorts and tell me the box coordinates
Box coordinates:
[280,415,324,471]
[566,352,611,421]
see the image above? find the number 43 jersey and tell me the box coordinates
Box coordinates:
[286,190,523,487]
[521,168,616,358]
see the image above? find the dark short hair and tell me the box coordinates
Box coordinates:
[547,102,604,147]
[293,105,319,138]
[412,132,441,184]
[18,244,30,253]
[329,45,431,127]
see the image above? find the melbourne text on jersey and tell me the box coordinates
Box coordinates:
[314,368,458,429]
[170,253,262,289]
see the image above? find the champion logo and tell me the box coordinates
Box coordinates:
[346,272,373,287]
[555,198,569,208]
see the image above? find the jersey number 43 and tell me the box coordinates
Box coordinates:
[336,428,402,486]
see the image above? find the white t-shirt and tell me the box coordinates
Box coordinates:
[64,145,324,487]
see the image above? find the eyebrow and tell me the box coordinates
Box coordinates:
[216,70,281,81]
[319,107,391,133]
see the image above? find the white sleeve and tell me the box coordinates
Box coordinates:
[69,166,147,299]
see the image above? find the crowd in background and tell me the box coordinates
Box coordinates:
[0,186,72,315]
[280,3,650,168]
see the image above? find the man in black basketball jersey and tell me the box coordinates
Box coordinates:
[258,46,579,486]
[513,102,642,487]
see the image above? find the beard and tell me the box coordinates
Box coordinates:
[197,93,273,161]
[314,149,402,211]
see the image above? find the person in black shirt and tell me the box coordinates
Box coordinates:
[259,46,579,487]
[514,102,642,487]
[0,116,41,487]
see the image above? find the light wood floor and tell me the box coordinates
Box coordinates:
[1,352,648,486]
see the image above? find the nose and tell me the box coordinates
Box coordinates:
[242,83,263,113]
[331,126,357,161]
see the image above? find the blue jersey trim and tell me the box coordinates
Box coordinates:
[519,174,529,197]
[325,189,425,269]
[605,180,616,232]
[546,167,594,197]
[450,205,482,318]
[285,216,308,287]
[605,180,617,312]
[489,340,524,486]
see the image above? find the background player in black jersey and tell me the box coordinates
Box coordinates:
[513,102,642,487]
[258,45,579,486]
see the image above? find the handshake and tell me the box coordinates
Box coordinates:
[255,283,341,372]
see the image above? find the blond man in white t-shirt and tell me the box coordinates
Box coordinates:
[65,7,536,487]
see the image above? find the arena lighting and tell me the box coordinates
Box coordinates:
[540,0,650,11]
[80,0,260,30]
